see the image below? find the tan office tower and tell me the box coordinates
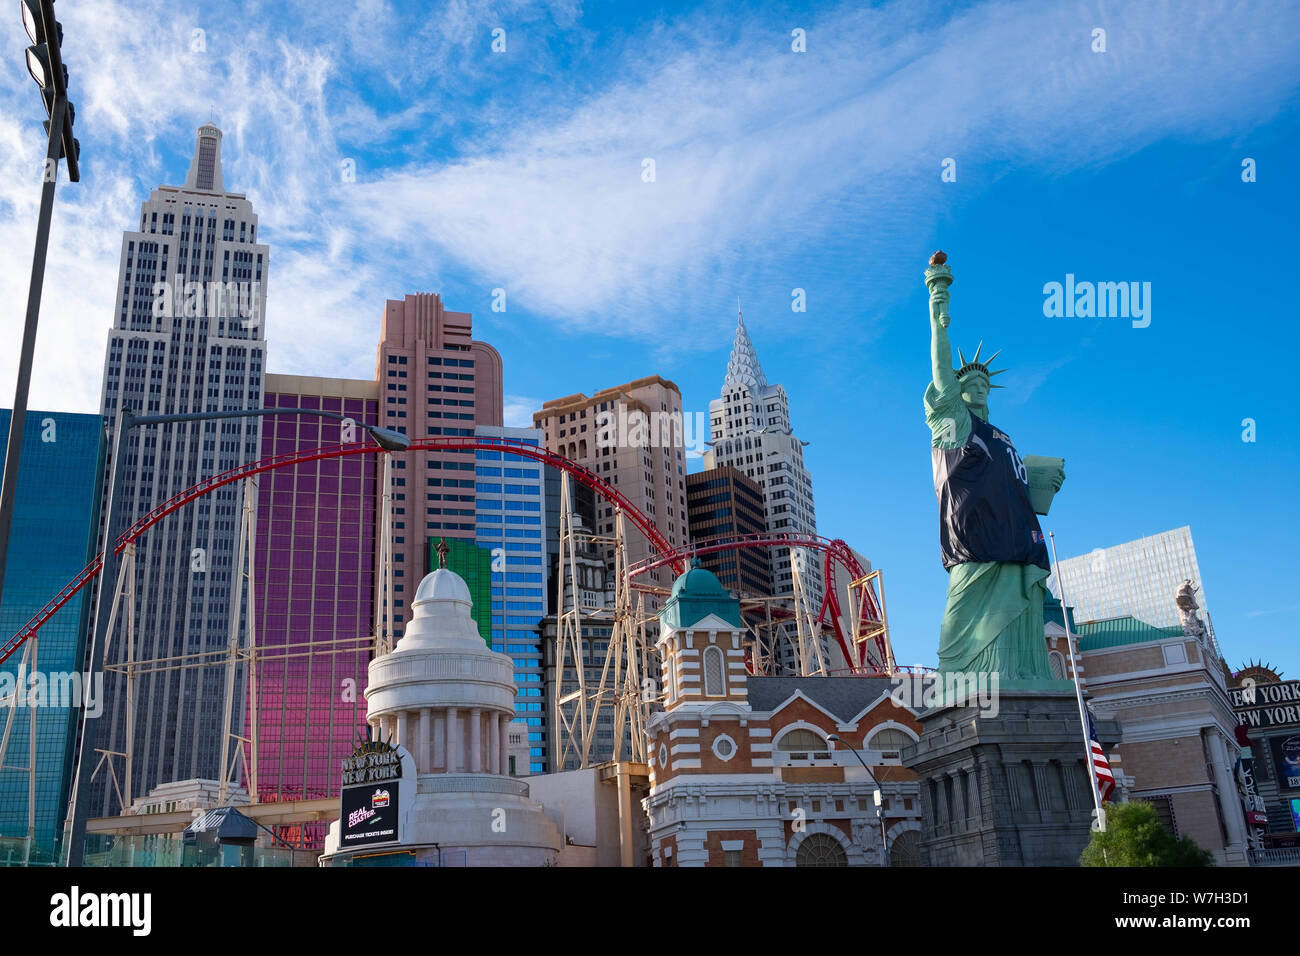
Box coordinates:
[375,294,503,638]
[533,376,689,588]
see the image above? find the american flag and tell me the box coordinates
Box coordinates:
[1087,706,1115,803]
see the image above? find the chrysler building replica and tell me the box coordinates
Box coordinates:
[704,309,822,670]
[92,124,268,814]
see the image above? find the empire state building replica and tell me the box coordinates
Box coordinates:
[92,124,268,814]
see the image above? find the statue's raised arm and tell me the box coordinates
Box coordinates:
[926,251,959,395]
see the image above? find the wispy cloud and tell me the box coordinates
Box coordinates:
[1,0,1297,417]
[1002,355,1075,406]
[1247,603,1300,619]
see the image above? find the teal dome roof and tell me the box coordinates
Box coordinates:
[660,558,743,629]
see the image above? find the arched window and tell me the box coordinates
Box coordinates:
[889,830,921,867]
[703,646,726,696]
[1049,651,1067,680]
[777,728,826,753]
[666,652,678,702]
[867,727,915,751]
[795,833,848,867]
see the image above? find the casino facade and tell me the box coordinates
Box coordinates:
[1229,665,1300,854]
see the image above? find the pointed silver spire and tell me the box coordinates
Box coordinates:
[723,301,768,390]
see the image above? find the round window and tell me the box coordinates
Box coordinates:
[712,734,737,762]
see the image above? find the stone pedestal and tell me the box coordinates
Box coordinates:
[901,691,1120,867]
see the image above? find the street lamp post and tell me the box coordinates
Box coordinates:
[64,405,407,865]
[0,0,81,616]
[828,733,888,867]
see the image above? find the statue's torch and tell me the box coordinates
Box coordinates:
[925,250,953,328]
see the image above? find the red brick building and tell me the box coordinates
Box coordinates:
[644,560,923,866]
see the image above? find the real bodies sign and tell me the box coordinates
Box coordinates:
[1272,734,1300,792]
[339,740,410,848]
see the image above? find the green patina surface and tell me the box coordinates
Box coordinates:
[660,558,743,630]
[430,537,493,646]
[925,254,1066,685]
[1073,617,1185,652]
[1043,594,1077,632]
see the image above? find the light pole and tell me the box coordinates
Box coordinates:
[828,734,888,867]
[0,0,81,616]
[65,405,407,865]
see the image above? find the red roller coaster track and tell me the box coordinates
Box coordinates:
[1,437,883,672]
[627,532,887,669]
[1,437,674,666]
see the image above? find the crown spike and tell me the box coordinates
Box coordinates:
[985,349,1001,366]
[972,341,983,364]
[989,368,1008,377]
[957,348,967,366]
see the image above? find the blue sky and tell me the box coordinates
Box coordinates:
[1,0,1297,673]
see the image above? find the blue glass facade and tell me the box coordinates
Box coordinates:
[0,410,103,859]
[474,426,548,773]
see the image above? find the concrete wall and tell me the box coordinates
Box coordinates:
[528,766,650,866]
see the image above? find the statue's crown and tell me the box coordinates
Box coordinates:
[955,341,1007,388]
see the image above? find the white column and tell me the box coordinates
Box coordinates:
[433,712,445,771]
[499,715,510,776]
[1207,729,1249,862]
[396,712,409,748]
[447,708,460,773]
[419,708,432,773]
[470,708,483,772]
[488,711,500,775]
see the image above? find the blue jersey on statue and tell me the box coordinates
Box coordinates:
[925,376,1050,572]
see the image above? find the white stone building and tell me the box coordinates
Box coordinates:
[320,567,561,865]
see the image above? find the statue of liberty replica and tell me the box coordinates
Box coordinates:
[923,250,1065,685]
[902,251,1116,867]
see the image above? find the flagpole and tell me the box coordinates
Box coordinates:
[1048,531,1106,825]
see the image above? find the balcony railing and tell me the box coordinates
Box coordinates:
[1249,847,1300,867]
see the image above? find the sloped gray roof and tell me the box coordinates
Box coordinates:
[746,677,897,721]
[184,806,259,842]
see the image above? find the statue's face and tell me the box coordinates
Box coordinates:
[960,373,989,408]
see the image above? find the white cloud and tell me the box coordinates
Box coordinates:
[0,0,1296,418]
[502,394,542,428]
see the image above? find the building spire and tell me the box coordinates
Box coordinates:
[723,299,768,390]
[183,123,225,192]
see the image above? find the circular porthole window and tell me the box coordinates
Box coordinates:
[712,734,737,762]
[659,742,669,768]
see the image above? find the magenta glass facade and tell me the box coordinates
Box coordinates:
[250,389,379,844]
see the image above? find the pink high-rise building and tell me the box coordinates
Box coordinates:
[375,294,503,637]
[251,375,378,848]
